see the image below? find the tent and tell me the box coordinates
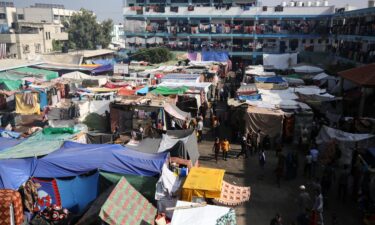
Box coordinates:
[11,67,58,81]
[151,86,188,95]
[0,158,36,189]
[263,53,298,70]
[181,167,225,202]
[136,85,149,95]
[255,76,286,84]
[171,201,236,225]
[91,64,113,74]
[164,103,191,126]
[78,177,157,225]
[61,71,92,80]
[33,141,167,178]
[0,130,75,159]
[0,79,22,91]
[0,137,23,152]
[292,65,324,73]
[316,126,375,165]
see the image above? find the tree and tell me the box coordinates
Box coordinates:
[65,9,113,50]
[130,47,173,64]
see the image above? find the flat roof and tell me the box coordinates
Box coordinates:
[69,49,115,58]
[0,59,44,72]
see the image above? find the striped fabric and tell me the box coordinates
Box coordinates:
[99,177,156,225]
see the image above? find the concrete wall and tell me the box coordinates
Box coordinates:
[0,7,16,28]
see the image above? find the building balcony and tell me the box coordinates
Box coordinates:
[123,6,334,19]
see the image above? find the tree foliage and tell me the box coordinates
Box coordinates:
[130,47,173,64]
[65,9,113,50]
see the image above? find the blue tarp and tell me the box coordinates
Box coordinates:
[0,137,23,152]
[238,94,262,101]
[56,173,99,213]
[136,86,149,95]
[0,158,36,189]
[254,76,286,84]
[201,50,229,62]
[92,59,116,65]
[39,91,48,110]
[0,129,21,139]
[33,142,167,178]
[92,64,113,74]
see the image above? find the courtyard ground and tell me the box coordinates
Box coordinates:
[197,103,361,225]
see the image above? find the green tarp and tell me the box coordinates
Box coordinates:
[0,72,30,81]
[0,131,75,159]
[0,79,22,91]
[151,86,188,95]
[11,67,59,81]
[99,171,157,203]
[42,127,76,135]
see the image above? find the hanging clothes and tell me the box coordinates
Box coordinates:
[20,179,39,212]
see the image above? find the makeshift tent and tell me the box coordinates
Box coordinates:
[171,201,236,225]
[92,64,113,74]
[33,141,167,178]
[11,67,58,81]
[56,173,99,213]
[0,137,23,152]
[161,73,201,82]
[0,131,74,159]
[61,71,92,80]
[338,63,375,87]
[316,126,375,165]
[0,79,22,91]
[244,106,285,138]
[136,85,149,95]
[292,65,324,73]
[164,103,191,126]
[182,167,225,201]
[15,92,41,115]
[0,190,24,225]
[201,50,229,62]
[151,86,188,95]
[0,158,36,190]
[99,171,158,203]
[263,53,298,70]
[255,76,286,84]
[99,177,157,225]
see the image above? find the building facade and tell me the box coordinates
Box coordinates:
[123,0,335,63]
[0,3,77,59]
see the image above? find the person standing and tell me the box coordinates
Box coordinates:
[221,138,230,161]
[313,189,324,225]
[259,149,266,179]
[256,129,262,152]
[197,118,204,143]
[310,146,319,178]
[212,137,221,163]
[297,185,312,218]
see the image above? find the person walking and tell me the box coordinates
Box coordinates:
[313,189,324,225]
[212,137,221,163]
[256,129,262,152]
[310,146,319,178]
[297,185,312,216]
[197,118,204,143]
[236,134,249,159]
[259,149,266,179]
[221,138,230,161]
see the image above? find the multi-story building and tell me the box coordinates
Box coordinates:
[331,6,375,64]
[111,23,125,48]
[0,2,77,59]
[123,0,335,63]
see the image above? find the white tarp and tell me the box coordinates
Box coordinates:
[171,201,233,225]
[157,134,189,153]
[77,100,111,121]
[316,126,375,165]
[245,65,276,76]
[155,164,182,200]
[164,103,191,121]
[61,71,92,80]
[313,72,336,81]
[263,53,298,70]
[48,120,75,128]
[258,89,299,100]
[293,65,323,73]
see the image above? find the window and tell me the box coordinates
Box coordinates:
[45,32,51,40]
[17,14,24,20]
[35,43,41,53]
[23,44,30,53]
[54,15,59,20]
[0,13,6,19]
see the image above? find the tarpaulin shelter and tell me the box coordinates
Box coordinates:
[201,49,229,62]
[136,85,149,95]
[337,63,375,88]
[263,53,298,70]
[0,190,24,225]
[316,126,375,165]
[0,79,22,91]
[255,76,286,84]
[91,64,113,74]
[0,130,74,159]
[0,137,23,152]
[171,201,236,225]
[11,67,58,81]
[33,141,167,178]
[151,86,188,95]
[164,103,191,127]
[78,177,157,225]
[292,65,324,74]
[181,167,225,201]
[0,158,36,189]
[161,73,201,83]
[61,71,92,80]
[244,106,285,138]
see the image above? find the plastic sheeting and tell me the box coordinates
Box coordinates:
[164,103,191,121]
[263,53,298,70]
[33,141,167,178]
[0,158,36,190]
[201,50,229,62]
[171,201,234,225]
[255,76,286,84]
[0,131,74,159]
[151,86,188,95]
[293,65,323,73]
[244,107,284,138]
[15,92,41,115]
[316,126,375,165]
[92,64,113,74]
[61,71,92,80]
[0,137,23,152]
[56,173,99,213]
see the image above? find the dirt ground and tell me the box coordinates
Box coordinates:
[197,103,361,225]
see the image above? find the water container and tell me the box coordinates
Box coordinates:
[289,1,295,7]
[307,1,312,6]
[323,0,329,6]
[282,1,288,7]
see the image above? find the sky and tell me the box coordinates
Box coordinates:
[14,0,367,23]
